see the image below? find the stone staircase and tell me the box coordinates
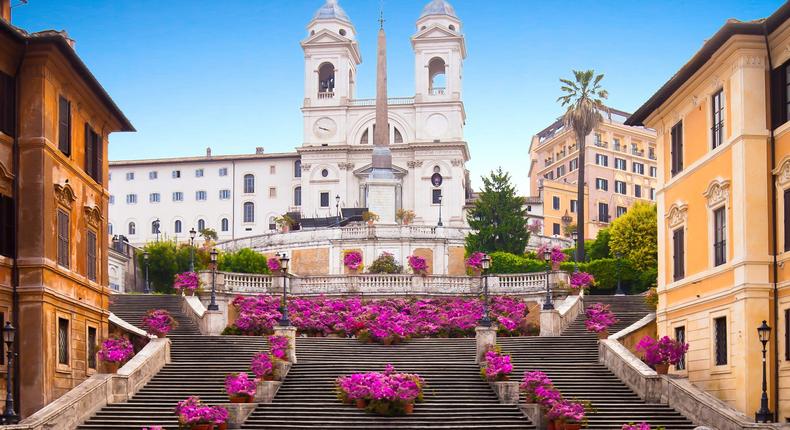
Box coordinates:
[499,295,695,429]
[110,293,201,335]
[243,337,533,429]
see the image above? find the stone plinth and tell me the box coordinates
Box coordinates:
[273,326,298,364]
[539,309,561,336]
[490,381,519,404]
[520,403,546,430]
[366,177,399,224]
[254,380,281,403]
[274,360,291,381]
[201,310,226,336]
[475,326,497,364]
[224,402,257,429]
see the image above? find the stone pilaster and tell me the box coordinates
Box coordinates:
[273,326,298,364]
[475,326,497,364]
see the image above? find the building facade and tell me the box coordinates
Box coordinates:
[109,0,473,247]
[528,109,657,239]
[625,2,790,420]
[0,0,133,418]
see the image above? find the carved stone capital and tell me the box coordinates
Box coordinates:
[451,159,463,167]
[337,162,354,170]
[406,160,423,168]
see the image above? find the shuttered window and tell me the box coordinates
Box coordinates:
[713,207,726,266]
[58,317,70,365]
[58,96,71,156]
[670,121,683,176]
[0,194,13,258]
[711,89,724,149]
[714,316,728,366]
[57,209,70,268]
[86,230,97,281]
[598,202,609,223]
[87,326,97,370]
[84,124,102,184]
[673,228,685,281]
[0,71,14,137]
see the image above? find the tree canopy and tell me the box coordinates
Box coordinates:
[465,168,529,254]
[608,202,657,271]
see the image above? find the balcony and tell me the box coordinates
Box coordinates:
[317,91,335,100]
[348,97,415,107]
[594,140,608,148]
[631,148,644,157]
[429,87,446,96]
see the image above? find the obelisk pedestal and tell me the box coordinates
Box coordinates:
[367,177,397,224]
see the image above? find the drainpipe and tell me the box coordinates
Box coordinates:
[763,23,779,422]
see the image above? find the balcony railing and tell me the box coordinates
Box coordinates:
[348,97,415,107]
[317,91,335,100]
[429,87,446,96]
[594,141,608,148]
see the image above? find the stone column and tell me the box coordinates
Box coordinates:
[491,381,520,404]
[201,310,226,336]
[274,326,298,364]
[475,326,497,364]
[224,403,257,429]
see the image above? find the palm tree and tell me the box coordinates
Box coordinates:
[557,70,608,262]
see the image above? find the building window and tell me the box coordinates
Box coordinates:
[172,192,183,202]
[545,171,554,180]
[614,158,626,171]
[634,184,642,198]
[321,169,329,178]
[294,186,302,206]
[785,188,790,251]
[195,168,204,177]
[712,89,724,149]
[57,209,70,268]
[196,191,207,201]
[87,326,97,370]
[219,189,231,200]
[174,220,182,233]
[126,172,135,181]
[219,167,228,177]
[650,166,657,177]
[269,187,277,198]
[128,222,136,235]
[86,230,97,282]
[109,195,114,205]
[633,162,645,175]
[126,194,137,204]
[221,218,229,232]
[673,227,685,281]
[556,165,565,177]
[552,223,560,235]
[570,200,577,214]
[149,171,158,180]
[432,189,442,204]
[595,153,608,166]
[598,202,609,223]
[172,170,181,178]
[671,121,683,176]
[552,196,560,210]
[569,158,578,171]
[320,192,330,208]
[58,96,71,156]
[269,217,277,231]
[149,193,160,203]
[84,125,102,184]
[294,160,302,177]
[0,194,14,258]
[614,180,626,195]
[595,178,608,191]
[0,72,15,137]
[616,206,627,218]
[270,165,276,174]
[244,174,255,193]
[243,202,254,223]
[714,316,728,366]
[674,326,686,370]
[650,188,656,200]
[58,317,69,366]
[197,219,206,231]
[714,206,726,266]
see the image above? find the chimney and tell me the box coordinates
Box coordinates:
[206,147,212,157]
[1,0,11,22]
[255,147,264,154]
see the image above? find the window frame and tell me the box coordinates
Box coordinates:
[614,180,627,195]
[320,192,330,208]
[86,324,98,372]
[243,174,255,194]
[243,201,255,223]
[712,314,729,368]
[671,121,684,176]
[597,202,609,223]
[58,95,71,157]
[713,206,727,267]
[57,316,71,370]
[673,227,685,281]
[711,88,724,149]
[86,229,97,282]
[552,196,560,210]
[57,209,70,269]
[674,325,687,372]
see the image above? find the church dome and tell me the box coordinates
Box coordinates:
[313,0,352,23]
[420,0,457,18]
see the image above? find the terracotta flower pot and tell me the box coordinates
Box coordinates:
[216,423,228,430]
[104,361,120,373]
[597,330,609,340]
[654,363,670,375]
[564,423,581,430]
[547,420,556,430]
[262,374,275,382]
[229,393,252,403]
[403,402,414,415]
[190,424,211,430]
[355,399,368,409]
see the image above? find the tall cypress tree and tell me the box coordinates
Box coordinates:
[466,168,529,254]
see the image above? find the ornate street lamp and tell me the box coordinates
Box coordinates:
[153,218,160,242]
[189,228,197,272]
[335,194,341,220]
[615,251,625,296]
[478,254,492,327]
[278,253,291,327]
[756,320,773,423]
[143,251,150,294]
[2,322,18,424]
[542,250,554,310]
[571,230,579,273]
[208,248,219,311]
[437,194,443,227]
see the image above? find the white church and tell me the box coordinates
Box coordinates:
[108,0,474,274]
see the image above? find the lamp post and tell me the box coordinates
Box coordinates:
[756,320,773,422]
[208,248,219,311]
[542,251,554,310]
[437,194,443,227]
[143,251,150,294]
[571,230,579,273]
[153,218,160,242]
[278,253,291,327]
[189,228,197,272]
[615,251,625,296]
[478,254,492,327]
[2,322,18,424]
[335,195,341,220]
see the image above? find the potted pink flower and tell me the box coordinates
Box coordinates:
[584,303,618,339]
[269,335,289,361]
[408,255,429,276]
[141,309,178,337]
[174,396,218,430]
[520,371,553,404]
[547,400,586,430]
[635,335,689,374]
[250,352,274,381]
[465,252,487,276]
[225,372,257,403]
[97,336,134,373]
[570,271,594,294]
[174,271,199,295]
[481,348,512,382]
[267,257,282,273]
[343,250,363,273]
[335,365,424,416]
[537,244,567,270]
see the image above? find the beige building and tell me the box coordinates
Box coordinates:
[528,108,657,239]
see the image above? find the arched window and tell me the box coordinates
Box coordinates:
[243,202,255,223]
[428,57,446,95]
[269,216,276,230]
[221,218,229,232]
[244,174,255,193]
[197,219,206,231]
[394,127,403,144]
[294,186,302,206]
[294,160,302,178]
[128,222,136,235]
[318,62,335,94]
[174,220,182,233]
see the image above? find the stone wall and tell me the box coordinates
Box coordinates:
[291,248,330,275]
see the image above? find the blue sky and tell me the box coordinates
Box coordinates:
[11,0,784,194]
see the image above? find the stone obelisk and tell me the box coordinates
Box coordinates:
[366,14,398,223]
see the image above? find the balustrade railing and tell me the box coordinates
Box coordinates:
[317,91,334,99]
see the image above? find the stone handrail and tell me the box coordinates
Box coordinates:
[539,289,583,336]
[11,338,170,430]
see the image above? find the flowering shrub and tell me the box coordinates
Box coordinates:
[173,271,199,293]
[225,372,256,397]
[481,348,512,381]
[622,423,662,430]
[407,255,428,275]
[141,309,178,337]
[636,336,688,367]
[570,271,595,292]
[527,219,542,234]
[520,371,553,403]
[335,365,424,416]
[343,250,363,271]
[210,406,229,425]
[267,257,281,273]
[367,252,403,274]
[644,287,658,310]
[174,396,225,425]
[269,335,289,360]
[228,295,533,341]
[536,244,567,267]
[546,399,586,423]
[97,336,134,363]
[584,303,618,333]
[250,352,273,378]
[465,252,486,271]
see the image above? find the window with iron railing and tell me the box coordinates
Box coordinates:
[714,316,728,366]
[674,326,686,370]
[713,207,726,266]
[712,89,724,149]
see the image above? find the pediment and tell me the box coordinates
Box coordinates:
[353,163,408,178]
[413,25,460,40]
[303,29,351,45]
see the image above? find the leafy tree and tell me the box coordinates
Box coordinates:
[608,203,657,271]
[367,253,403,274]
[218,248,270,274]
[139,241,209,293]
[586,228,611,261]
[466,168,529,254]
[557,69,608,262]
[200,228,218,241]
